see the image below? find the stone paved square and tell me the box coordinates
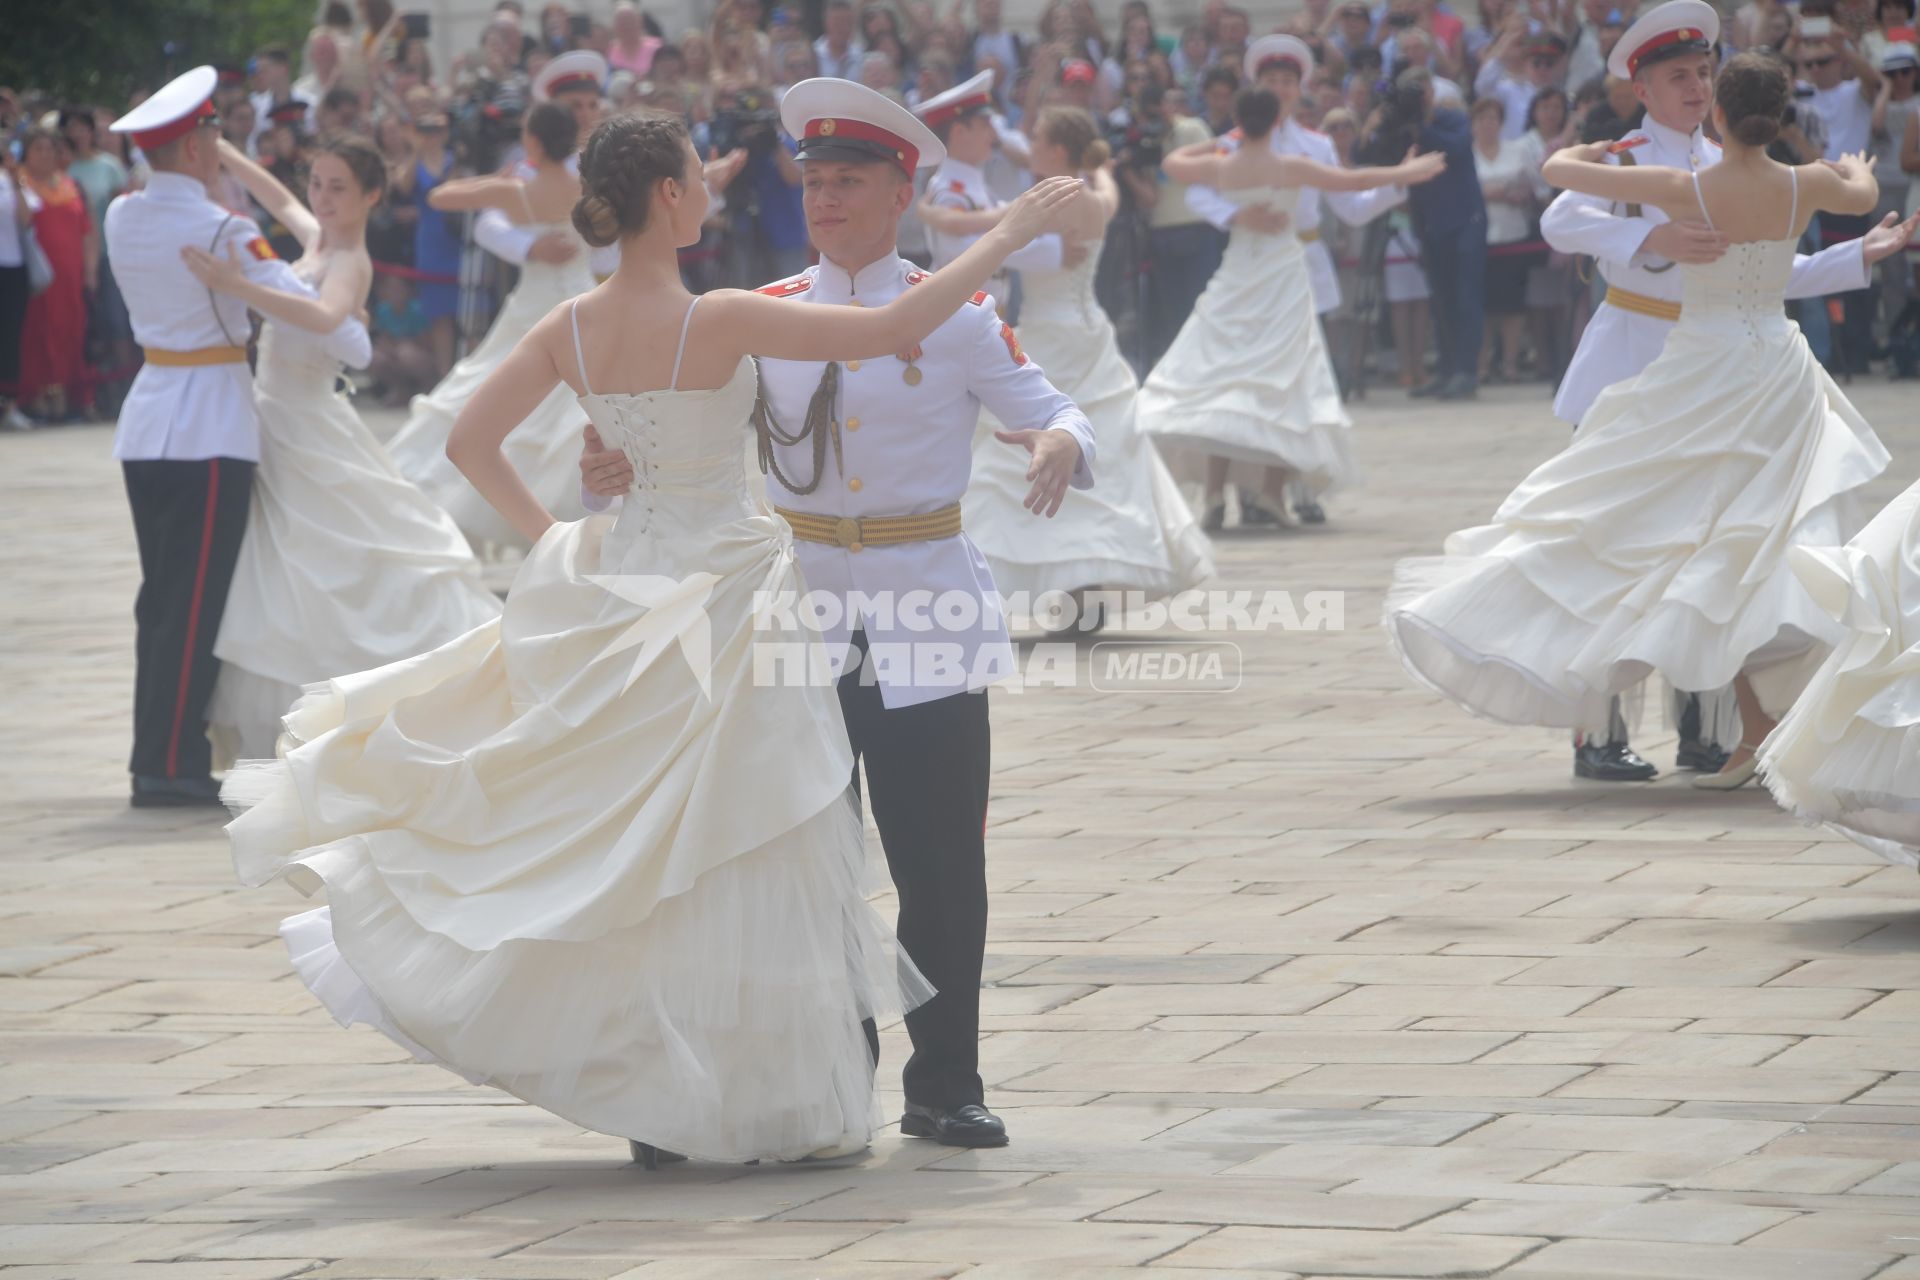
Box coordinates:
[3,382,1917,1278]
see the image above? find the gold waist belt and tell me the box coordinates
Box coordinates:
[1297,228,1320,243]
[775,503,963,553]
[143,345,249,367]
[1604,286,1682,322]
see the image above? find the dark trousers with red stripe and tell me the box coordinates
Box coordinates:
[840,630,993,1111]
[122,458,254,781]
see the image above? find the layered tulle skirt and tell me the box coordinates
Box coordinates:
[209,336,501,765]
[1761,480,1920,867]
[1384,314,1889,734]
[966,291,1212,601]
[224,509,927,1160]
[1138,229,1356,495]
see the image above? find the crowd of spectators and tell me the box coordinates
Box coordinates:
[2,0,1916,428]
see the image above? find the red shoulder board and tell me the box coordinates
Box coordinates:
[999,320,1027,366]
[967,290,990,306]
[948,178,967,194]
[755,275,812,296]
[246,236,277,261]
[1606,136,1651,155]
[904,269,929,286]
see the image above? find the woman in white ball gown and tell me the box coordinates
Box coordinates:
[919,105,1213,614]
[1385,53,1891,791]
[1137,88,1443,531]
[184,138,500,764]
[1760,480,1920,867]
[222,109,1082,1166]
[383,102,596,553]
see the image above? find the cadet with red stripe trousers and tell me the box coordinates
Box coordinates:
[107,67,362,808]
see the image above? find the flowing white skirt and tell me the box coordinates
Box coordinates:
[1384,314,1889,733]
[385,269,593,553]
[209,334,501,765]
[1761,479,1920,868]
[224,508,927,1160]
[965,290,1212,601]
[1138,229,1356,495]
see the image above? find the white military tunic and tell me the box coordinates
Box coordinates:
[106,172,330,462]
[1542,117,1870,426]
[1186,118,1405,314]
[757,254,1097,709]
[922,157,1064,273]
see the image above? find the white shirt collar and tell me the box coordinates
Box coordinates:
[811,253,909,301]
[1641,116,1703,164]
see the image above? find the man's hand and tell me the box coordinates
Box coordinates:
[1642,219,1729,264]
[1233,204,1291,235]
[529,231,581,264]
[994,426,1080,518]
[1861,210,1920,266]
[579,424,633,497]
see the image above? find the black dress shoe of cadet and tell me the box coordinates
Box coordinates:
[1295,498,1327,525]
[1675,739,1730,773]
[901,1102,1008,1148]
[1409,379,1446,398]
[1573,740,1658,782]
[131,775,225,808]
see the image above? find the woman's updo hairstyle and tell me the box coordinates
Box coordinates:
[1234,87,1281,138]
[572,109,692,248]
[1716,51,1789,148]
[1036,105,1110,171]
[318,135,388,198]
[526,101,580,163]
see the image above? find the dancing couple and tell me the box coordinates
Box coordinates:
[225,80,1097,1165]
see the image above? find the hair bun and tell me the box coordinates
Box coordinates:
[573,193,622,247]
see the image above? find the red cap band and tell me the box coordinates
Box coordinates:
[803,116,918,175]
[546,72,601,97]
[131,97,216,151]
[1256,55,1305,76]
[919,91,991,130]
[1628,27,1707,75]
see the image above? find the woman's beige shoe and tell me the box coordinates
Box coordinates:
[1692,744,1761,791]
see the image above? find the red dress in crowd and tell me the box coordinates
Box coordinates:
[18,173,92,412]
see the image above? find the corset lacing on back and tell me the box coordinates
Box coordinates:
[570,296,754,538]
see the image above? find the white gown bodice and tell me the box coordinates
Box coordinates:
[518,219,597,303]
[1017,233,1105,326]
[1677,238,1798,338]
[582,360,759,548]
[1221,186,1304,249]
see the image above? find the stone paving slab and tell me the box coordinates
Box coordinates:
[3,384,1918,1276]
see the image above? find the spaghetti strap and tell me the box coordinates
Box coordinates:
[516,182,537,224]
[1785,167,1799,240]
[568,300,593,396]
[669,296,701,392]
[1688,169,1714,231]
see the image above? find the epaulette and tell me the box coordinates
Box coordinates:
[904,269,929,285]
[967,290,990,306]
[755,275,812,297]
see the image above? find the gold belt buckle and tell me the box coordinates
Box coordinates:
[833,516,863,551]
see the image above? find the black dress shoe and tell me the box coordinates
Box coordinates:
[130,775,225,808]
[1675,739,1730,772]
[1438,373,1479,400]
[1573,741,1658,782]
[1294,498,1327,525]
[1201,501,1225,533]
[1409,379,1446,398]
[900,1102,1008,1148]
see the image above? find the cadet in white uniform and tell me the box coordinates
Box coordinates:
[581,80,1096,1151]
[106,68,342,806]
[915,71,1066,276]
[1537,1,1909,782]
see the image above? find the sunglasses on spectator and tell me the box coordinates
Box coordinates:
[1801,55,1835,68]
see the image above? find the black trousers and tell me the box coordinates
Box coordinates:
[1422,214,1488,382]
[122,458,255,780]
[839,630,992,1110]
[1146,222,1227,374]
